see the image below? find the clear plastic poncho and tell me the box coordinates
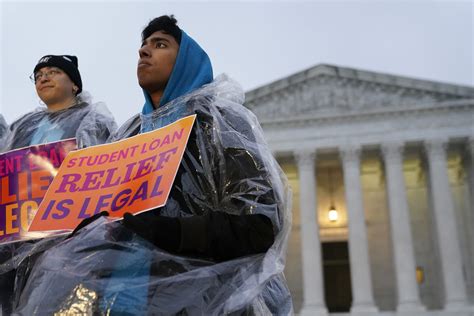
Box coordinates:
[0,114,8,150]
[1,75,293,315]
[1,92,117,152]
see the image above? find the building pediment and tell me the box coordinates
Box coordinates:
[245,64,474,122]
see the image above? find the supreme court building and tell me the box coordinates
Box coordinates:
[245,64,474,316]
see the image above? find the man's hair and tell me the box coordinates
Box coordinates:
[142,15,182,45]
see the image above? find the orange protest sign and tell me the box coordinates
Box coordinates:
[29,115,196,232]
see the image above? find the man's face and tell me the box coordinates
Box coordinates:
[34,66,77,107]
[137,31,179,94]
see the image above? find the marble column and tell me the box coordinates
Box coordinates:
[468,139,474,212]
[467,139,474,313]
[425,139,468,311]
[340,145,378,314]
[425,140,467,311]
[294,149,327,316]
[381,142,425,312]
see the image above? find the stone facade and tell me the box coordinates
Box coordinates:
[245,64,474,315]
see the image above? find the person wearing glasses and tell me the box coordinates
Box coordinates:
[0,55,117,315]
[1,55,116,152]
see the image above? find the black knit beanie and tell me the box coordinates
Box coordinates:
[33,55,83,94]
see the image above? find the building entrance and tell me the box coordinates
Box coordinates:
[322,241,352,313]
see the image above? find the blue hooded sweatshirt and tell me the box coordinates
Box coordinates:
[141,30,213,118]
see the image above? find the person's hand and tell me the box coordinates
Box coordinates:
[67,211,109,239]
[122,213,180,252]
[122,213,155,241]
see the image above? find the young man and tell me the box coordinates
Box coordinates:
[116,16,278,262]
[2,55,116,151]
[116,15,293,313]
[10,16,292,315]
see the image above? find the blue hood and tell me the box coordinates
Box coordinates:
[142,30,213,115]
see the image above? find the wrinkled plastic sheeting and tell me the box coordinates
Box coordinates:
[0,114,8,150]
[12,220,293,315]
[1,96,117,152]
[5,75,293,315]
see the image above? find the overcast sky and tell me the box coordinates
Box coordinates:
[1,0,472,125]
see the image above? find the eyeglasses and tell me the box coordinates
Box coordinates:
[29,68,63,83]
